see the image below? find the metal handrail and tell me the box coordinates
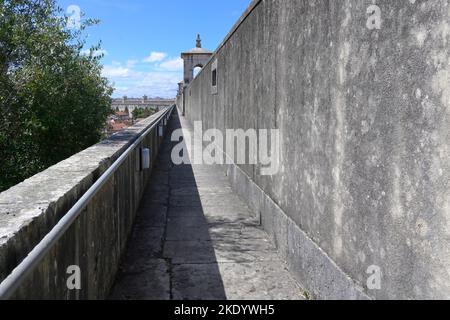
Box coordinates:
[0,105,175,300]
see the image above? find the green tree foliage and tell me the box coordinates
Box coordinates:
[0,0,113,192]
[132,108,156,120]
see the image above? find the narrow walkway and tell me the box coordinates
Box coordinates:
[110,110,304,300]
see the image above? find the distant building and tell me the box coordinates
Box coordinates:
[112,96,175,118]
[114,111,130,122]
[106,109,133,137]
[107,120,130,135]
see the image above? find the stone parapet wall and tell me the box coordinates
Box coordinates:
[0,109,171,299]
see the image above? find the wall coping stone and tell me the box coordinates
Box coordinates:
[0,110,166,248]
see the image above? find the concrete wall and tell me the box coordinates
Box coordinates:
[181,0,450,299]
[0,109,172,299]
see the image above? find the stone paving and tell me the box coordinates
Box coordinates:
[110,111,304,300]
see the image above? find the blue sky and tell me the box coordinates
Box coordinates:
[56,0,251,98]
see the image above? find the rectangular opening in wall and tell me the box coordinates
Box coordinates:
[212,69,217,87]
[211,59,218,95]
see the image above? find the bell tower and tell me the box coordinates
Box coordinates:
[181,34,213,86]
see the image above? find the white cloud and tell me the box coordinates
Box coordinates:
[102,66,180,98]
[126,59,138,68]
[159,57,183,72]
[143,51,167,63]
[103,53,183,98]
[133,72,180,98]
[110,72,180,98]
[102,66,134,78]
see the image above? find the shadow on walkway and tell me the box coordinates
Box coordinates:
[110,109,304,300]
[109,109,226,300]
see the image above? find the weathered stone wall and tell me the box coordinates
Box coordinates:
[0,109,171,299]
[182,0,450,299]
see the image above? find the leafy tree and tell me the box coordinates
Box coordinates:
[132,108,156,120]
[0,0,113,192]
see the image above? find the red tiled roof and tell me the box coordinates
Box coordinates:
[110,123,128,132]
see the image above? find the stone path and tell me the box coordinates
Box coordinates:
[110,111,304,300]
